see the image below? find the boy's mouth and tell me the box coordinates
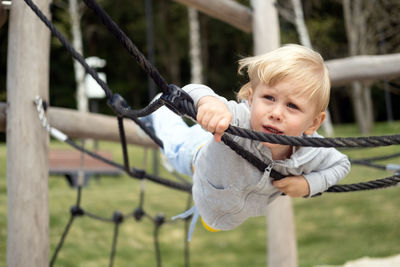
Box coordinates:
[263,125,284,135]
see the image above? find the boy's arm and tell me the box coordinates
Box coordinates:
[273,150,351,197]
[182,84,221,105]
[302,154,351,197]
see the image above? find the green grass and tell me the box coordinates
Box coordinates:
[1,121,400,267]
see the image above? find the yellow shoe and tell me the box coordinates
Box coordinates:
[201,217,220,232]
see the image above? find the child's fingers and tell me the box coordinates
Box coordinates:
[197,110,213,131]
[196,98,231,136]
[214,133,222,142]
[272,176,310,197]
[272,178,290,188]
[214,117,230,133]
[203,114,219,133]
[214,119,229,141]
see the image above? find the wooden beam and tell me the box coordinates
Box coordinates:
[174,0,252,33]
[0,103,158,148]
[2,53,400,140]
[327,53,400,86]
[49,107,158,148]
[6,0,51,266]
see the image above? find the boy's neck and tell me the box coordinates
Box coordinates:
[270,145,293,161]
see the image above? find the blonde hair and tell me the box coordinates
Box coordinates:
[237,44,331,112]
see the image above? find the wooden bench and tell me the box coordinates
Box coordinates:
[49,149,122,187]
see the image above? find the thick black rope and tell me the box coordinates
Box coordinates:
[327,174,400,192]
[107,94,164,148]
[350,160,387,170]
[50,186,85,266]
[65,126,400,193]
[82,0,171,95]
[49,215,75,267]
[110,211,123,267]
[117,116,131,172]
[109,223,119,267]
[65,138,192,192]
[175,98,400,147]
[23,0,113,99]
[350,152,400,170]
[154,214,165,267]
[84,210,115,223]
[352,152,400,163]
[23,0,164,149]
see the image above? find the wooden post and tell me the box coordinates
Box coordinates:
[251,0,298,266]
[174,0,252,33]
[252,0,280,55]
[6,0,51,266]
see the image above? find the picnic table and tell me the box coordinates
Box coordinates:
[49,149,121,187]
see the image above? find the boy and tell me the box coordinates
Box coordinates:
[150,44,350,233]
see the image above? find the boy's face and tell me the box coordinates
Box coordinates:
[248,80,325,149]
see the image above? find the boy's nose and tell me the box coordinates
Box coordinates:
[269,105,282,121]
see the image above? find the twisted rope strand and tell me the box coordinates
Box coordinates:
[82,0,171,95]
[327,174,400,192]
[65,138,191,192]
[24,0,113,99]
[49,215,75,267]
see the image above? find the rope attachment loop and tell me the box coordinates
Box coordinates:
[107,93,131,117]
[160,84,195,117]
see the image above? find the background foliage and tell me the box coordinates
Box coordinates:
[1,0,400,124]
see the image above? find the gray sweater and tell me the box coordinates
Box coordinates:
[184,84,351,231]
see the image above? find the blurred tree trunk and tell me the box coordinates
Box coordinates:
[188,7,203,84]
[343,0,373,134]
[0,4,7,29]
[290,0,334,136]
[252,1,298,266]
[158,0,181,84]
[69,0,88,112]
[199,14,209,82]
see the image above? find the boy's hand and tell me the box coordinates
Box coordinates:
[272,175,310,197]
[197,96,232,142]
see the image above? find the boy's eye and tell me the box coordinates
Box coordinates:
[264,95,274,101]
[287,103,299,110]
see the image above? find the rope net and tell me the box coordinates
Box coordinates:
[20,0,400,265]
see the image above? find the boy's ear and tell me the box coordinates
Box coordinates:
[304,111,326,135]
[247,88,254,106]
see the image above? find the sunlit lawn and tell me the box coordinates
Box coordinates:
[1,121,400,267]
